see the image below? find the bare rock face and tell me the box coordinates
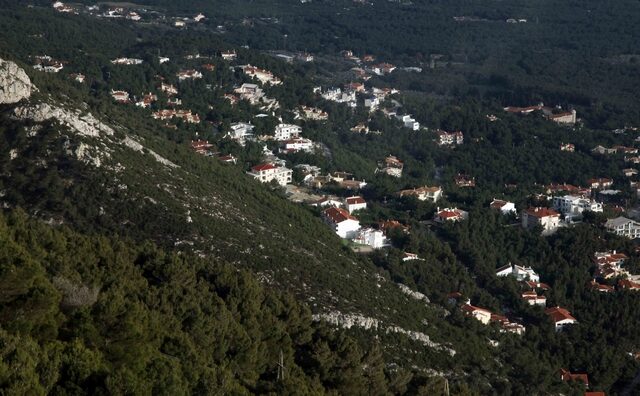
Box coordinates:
[13,103,115,137]
[0,58,33,104]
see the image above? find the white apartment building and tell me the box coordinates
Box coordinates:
[605,217,640,239]
[274,124,302,141]
[344,196,367,213]
[322,207,361,238]
[496,263,540,282]
[226,122,255,144]
[522,207,560,234]
[247,163,292,186]
[353,228,388,249]
[321,88,357,106]
[281,138,314,153]
[437,130,464,146]
[552,195,603,221]
[395,114,420,130]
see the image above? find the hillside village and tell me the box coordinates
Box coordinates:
[5,1,640,394]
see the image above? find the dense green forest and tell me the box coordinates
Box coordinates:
[0,208,441,395]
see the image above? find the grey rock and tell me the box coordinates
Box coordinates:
[0,58,33,104]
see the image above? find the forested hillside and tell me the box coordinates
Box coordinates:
[0,208,416,395]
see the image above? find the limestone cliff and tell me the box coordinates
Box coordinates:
[0,58,33,104]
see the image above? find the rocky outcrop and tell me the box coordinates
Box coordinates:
[13,103,115,138]
[122,136,179,168]
[386,326,456,356]
[312,312,380,330]
[313,310,456,355]
[0,58,33,104]
[397,283,430,303]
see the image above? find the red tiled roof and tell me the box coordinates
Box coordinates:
[490,313,508,323]
[618,279,640,290]
[526,281,551,290]
[379,220,406,230]
[251,163,277,172]
[589,281,614,292]
[346,196,366,205]
[323,207,356,224]
[461,304,491,315]
[525,207,560,218]
[490,199,508,209]
[545,307,576,323]
[560,368,589,386]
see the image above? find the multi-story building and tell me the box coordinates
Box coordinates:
[281,138,313,153]
[345,196,367,213]
[552,195,603,222]
[274,124,302,141]
[322,207,361,238]
[247,163,292,186]
[545,307,577,331]
[605,217,640,239]
[437,130,464,146]
[395,114,420,130]
[226,122,255,145]
[496,263,540,282]
[353,228,388,249]
[522,207,560,234]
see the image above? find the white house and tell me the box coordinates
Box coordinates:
[281,138,314,153]
[221,50,237,60]
[395,114,420,130]
[552,195,603,221]
[399,186,443,202]
[490,199,516,215]
[434,208,468,223]
[322,207,361,238]
[547,109,577,125]
[522,207,560,234]
[274,124,302,141]
[522,291,547,306]
[226,122,255,144]
[353,228,388,249]
[437,130,464,146]
[364,96,380,111]
[461,304,492,325]
[177,69,203,81]
[545,307,577,331]
[605,217,640,239]
[111,58,143,65]
[247,163,292,186]
[321,87,356,105]
[310,196,343,208]
[402,252,422,261]
[345,196,367,213]
[495,263,540,282]
[241,64,282,85]
[110,90,130,103]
